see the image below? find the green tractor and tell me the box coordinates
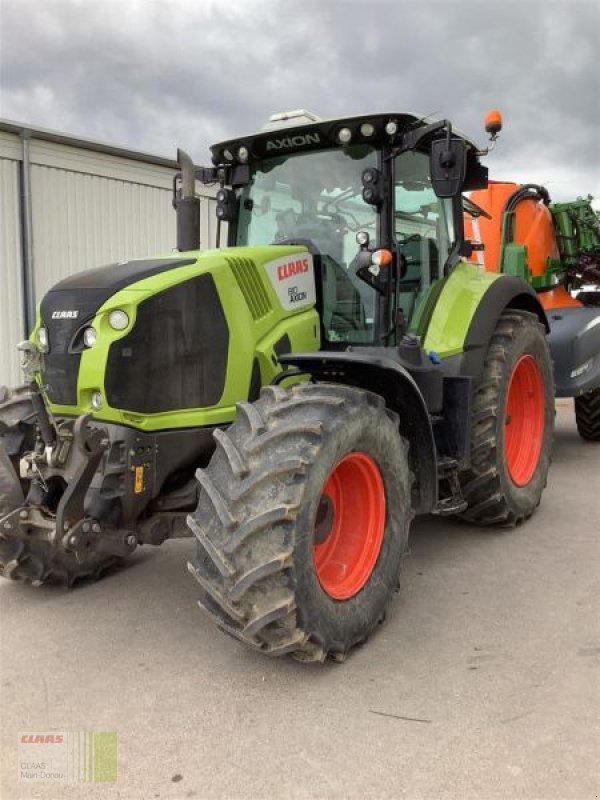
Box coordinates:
[0,110,564,661]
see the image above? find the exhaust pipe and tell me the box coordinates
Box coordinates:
[175,148,200,251]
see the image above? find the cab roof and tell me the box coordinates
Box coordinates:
[210,111,481,166]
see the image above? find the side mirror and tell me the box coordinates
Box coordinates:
[430,138,467,198]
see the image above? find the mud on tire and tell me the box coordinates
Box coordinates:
[188,383,412,662]
[459,310,554,526]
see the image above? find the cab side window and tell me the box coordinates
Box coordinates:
[394,152,455,322]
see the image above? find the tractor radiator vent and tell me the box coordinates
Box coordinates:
[227,257,272,321]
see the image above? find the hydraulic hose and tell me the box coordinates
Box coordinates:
[502,184,551,246]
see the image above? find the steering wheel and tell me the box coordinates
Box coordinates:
[397,233,422,246]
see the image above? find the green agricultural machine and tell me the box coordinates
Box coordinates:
[1,109,598,662]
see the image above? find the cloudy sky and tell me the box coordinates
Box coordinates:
[1,0,598,204]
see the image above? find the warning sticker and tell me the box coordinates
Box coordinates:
[134,466,144,494]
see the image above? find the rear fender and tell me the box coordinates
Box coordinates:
[547,306,600,396]
[278,351,437,514]
[422,263,548,382]
[458,278,549,381]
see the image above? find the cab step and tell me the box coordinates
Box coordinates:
[434,457,468,515]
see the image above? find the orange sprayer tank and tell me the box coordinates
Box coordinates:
[464,181,560,276]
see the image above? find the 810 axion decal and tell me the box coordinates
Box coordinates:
[264,252,316,311]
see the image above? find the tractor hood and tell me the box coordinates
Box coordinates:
[39,257,196,406]
[43,256,197,304]
[34,245,320,429]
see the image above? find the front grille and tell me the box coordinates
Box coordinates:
[42,328,81,406]
[40,289,107,406]
[105,273,229,413]
[227,257,272,321]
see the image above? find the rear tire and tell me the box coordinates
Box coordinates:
[575,388,600,441]
[188,383,412,661]
[459,310,554,526]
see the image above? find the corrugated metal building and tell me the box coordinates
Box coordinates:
[0,120,217,385]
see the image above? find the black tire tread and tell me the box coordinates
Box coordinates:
[575,388,600,441]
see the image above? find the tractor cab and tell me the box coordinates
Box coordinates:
[178,110,488,347]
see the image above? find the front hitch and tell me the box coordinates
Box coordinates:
[55,414,108,539]
[0,409,137,584]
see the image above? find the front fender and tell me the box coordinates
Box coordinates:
[279,351,437,514]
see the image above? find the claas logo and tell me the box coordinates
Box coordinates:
[21,734,64,744]
[277,259,309,281]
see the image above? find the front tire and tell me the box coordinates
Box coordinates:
[459,310,554,526]
[188,383,412,661]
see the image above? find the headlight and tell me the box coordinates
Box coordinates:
[362,168,378,184]
[37,327,49,351]
[360,123,375,137]
[91,391,103,410]
[108,309,129,330]
[238,146,249,163]
[337,127,352,144]
[83,327,97,347]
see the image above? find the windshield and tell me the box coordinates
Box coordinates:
[237,146,378,260]
[237,146,380,343]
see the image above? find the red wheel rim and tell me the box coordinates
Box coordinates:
[313,452,386,600]
[504,355,545,486]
